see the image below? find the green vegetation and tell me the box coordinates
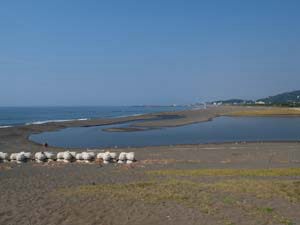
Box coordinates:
[209,179,300,202]
[212,99,254,105]
[148,168,300,177]
[211,90,300,107]
[58,167,300,225]
[257,207,274,213]
[222,196,236,205]
[227,108,300,116]
[60,178,300,203]
[61,180,217,213]
[258,90,300,105]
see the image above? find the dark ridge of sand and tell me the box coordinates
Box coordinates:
[103,127,157,132]
[1,106,300,225]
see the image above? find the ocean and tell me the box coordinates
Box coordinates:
[0,106,189,128]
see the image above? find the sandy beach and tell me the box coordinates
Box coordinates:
[2,1,300,223]
[1,106,300,225]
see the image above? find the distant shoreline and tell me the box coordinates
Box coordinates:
[0,105,189,128]
[0,105,300,153]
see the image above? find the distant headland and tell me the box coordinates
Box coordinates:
[210,90,300,107]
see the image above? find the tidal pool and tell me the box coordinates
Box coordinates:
[29,117,300,148]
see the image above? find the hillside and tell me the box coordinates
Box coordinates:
[258,90,300,104]
[210,90,300,106]
[212,99,254,105]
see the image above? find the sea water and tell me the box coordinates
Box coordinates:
[0,106,189,127]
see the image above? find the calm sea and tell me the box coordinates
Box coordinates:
[0,106,189,128]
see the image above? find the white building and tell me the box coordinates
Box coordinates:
[255,101,265,105]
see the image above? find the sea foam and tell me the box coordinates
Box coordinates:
[25,118,89,125]
[0,125,12,129]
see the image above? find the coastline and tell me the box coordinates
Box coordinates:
[1,105,300,153]
[1,106,300,225]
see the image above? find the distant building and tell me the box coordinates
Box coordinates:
[255,101,265,105]
[212,102,222,106]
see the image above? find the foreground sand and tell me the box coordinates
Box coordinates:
[1,106,300,225]
[1,142,300,225]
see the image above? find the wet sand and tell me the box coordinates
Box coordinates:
[1,106,300,225]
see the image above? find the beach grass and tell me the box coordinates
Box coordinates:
[147,168,300,177]
[59,179,298,225]
[61,178,300,203]
[58,168,300,224]
[226,108,300,116]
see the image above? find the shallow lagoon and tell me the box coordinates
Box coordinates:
[29,117,300,148]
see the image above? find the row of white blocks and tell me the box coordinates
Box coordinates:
[0,151,135,164]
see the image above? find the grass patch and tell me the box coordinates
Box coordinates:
[222,219,237,225]
[147,168,300,202]
[60,179,300,203]
[148,168,300,177]
[59,177,299,224]
[58,168,300,224]
[60,179,217,214]
[209,179,300,202]
[227,108,300,116]
[222,196,236,205]
[280,219,296,225]
[257,207,274,213]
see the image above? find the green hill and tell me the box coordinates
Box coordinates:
[257,90,300,105]
[210,90,300,107]
[212,99,254,105]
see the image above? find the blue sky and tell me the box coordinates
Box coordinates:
[0,0,300,106]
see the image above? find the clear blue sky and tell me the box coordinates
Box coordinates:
[1,0,300,106]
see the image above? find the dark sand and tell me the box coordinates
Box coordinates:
[1,106,300,225]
